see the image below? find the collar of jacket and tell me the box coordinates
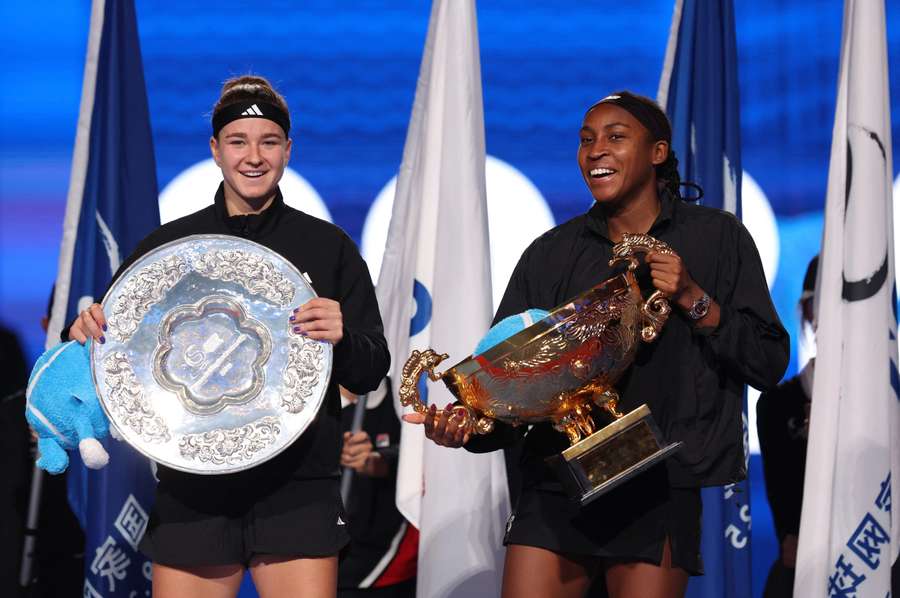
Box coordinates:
[585,189,677,242]
[213,182,285,239]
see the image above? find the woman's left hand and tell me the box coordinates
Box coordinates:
[646,250,720,327]
[646,250,698,310]
[291,297,343,344]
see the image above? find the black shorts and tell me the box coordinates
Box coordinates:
[504,465,703,576]
[139,473,349,567]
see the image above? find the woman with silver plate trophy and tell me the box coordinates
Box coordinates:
[47,76,390,598]
[403,91,789,598]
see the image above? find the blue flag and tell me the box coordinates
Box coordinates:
[657,1,751,597]
[45,1,159,595]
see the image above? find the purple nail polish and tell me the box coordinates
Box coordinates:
[289,315,295,322]
[292,326,301,333]
[102,324,108,331]
[99,336,106,344]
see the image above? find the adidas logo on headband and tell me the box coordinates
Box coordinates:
[212,100,290,137]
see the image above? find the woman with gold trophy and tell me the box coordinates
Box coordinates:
[404,92,789,598]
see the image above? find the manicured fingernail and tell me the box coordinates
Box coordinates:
[99,336,106,344]
[293,307,300,313]
[102,324,107,331]
[289,315,295,322]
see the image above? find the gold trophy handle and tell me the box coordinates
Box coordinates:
[447,404,495,436]
[399,349,449,414]
[399,349,496,436]
[641,289,672,342]
[608,232,675,271]
[607,233,674,343]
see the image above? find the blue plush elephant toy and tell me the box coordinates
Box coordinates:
[25,340,111,474]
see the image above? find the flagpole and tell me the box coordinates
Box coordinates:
[18,465,43,589]
[340,393,369,504]
[46,0,106,350]
[656,0,684,108]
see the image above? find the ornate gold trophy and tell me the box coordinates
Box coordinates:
[400,233,682,506]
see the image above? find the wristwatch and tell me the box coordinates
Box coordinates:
[687,292,711,321]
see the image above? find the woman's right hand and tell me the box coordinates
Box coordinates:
[68,303,107,345]
[402,403,471,448]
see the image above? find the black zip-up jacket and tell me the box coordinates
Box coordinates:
[466,193,789,489]
[68,184,389,483]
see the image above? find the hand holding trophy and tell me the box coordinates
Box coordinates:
[400,233,682,506]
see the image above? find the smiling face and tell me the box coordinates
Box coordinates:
[210,118,291,210]
[577,103,668,206]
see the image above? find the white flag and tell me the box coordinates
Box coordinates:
[794,1,899,596]
[375,0,510,596]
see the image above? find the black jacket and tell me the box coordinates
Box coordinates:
[466,194,789,489]
[72,184,390,483]
[756,375,808,542]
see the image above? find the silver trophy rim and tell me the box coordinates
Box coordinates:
[90,233,333,475]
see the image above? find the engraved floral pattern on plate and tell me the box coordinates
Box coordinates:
[153,296,272,414]
[179,416,281,466]
[90,235,333,475]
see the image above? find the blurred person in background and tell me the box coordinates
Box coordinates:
[0,322,30,597]
[756,256,817,598]
[339,379,417,598]
[2,290,85,598]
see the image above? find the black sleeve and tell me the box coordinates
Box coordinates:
[491,241,539,325]
[697,219,789,391]
[464,244,535,453]
[756,388,799,541]
[331,234,390,395]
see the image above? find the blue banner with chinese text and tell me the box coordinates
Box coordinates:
[54,1,160,595]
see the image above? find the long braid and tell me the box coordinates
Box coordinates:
[656,151,681,200]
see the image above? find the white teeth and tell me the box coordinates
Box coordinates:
[590,168,615,177]
[242,171,264,177]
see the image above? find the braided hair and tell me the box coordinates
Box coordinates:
[587,91,702,202]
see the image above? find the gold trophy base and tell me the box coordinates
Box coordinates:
[546,404,682,507]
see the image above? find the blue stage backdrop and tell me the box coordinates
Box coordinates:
[2,1,899,596]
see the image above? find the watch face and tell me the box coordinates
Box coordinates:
[690,294,711,320]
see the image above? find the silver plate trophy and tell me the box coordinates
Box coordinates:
[91,234,332,475]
